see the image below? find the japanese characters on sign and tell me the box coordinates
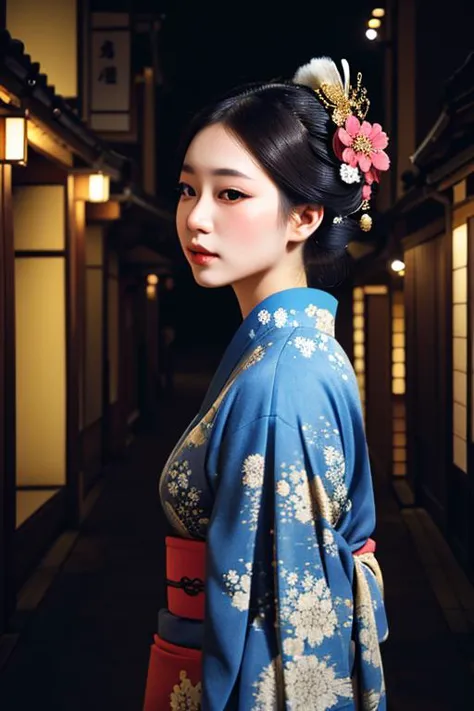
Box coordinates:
[90,14,131,132]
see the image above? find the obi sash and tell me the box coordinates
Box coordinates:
[143,536,375,710]
[165,535,376,622]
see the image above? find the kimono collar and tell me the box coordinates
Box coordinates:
[200,288,338,414]
[246,287,337,341]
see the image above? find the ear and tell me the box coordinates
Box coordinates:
[288,204,324,243]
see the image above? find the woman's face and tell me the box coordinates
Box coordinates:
[176,123,297,291]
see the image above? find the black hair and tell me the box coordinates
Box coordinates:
[178,81,364,288]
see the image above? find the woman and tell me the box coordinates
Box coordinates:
[143,56,389,711]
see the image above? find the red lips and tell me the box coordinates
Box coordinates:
[189,243,217,256]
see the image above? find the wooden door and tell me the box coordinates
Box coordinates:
[365,292,392,479]
[406,235,447,528]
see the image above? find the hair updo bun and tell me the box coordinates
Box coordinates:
[178,57,377,288]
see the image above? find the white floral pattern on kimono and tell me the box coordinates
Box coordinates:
[159,288,388,710]
[170,671,202,711]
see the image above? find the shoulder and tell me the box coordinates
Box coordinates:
[274,326,357,389]
[267,327,359,419]
[235,325,353,378]
[216,326,360,431]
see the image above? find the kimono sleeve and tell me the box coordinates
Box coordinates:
[202,413,273,709]
[202,386,387,711]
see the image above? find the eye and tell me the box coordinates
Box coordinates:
[219,189,249,202]
[177,182,195,198]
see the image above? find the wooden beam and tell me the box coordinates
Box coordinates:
[12,153,67,186]
[402,218,445,251]
[86,201,121,222]
[65,175,84,526]
[0,164,16,632]
[27,119,73,168]
[453,199,474,229]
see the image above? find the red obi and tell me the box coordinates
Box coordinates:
[166,536,206,621]
[354,537,376,555]
[164,534,375,623]
[143,537,206,710]
[142,535,376,710]
[143,635,202,711]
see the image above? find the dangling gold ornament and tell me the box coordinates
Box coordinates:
[359,213,372,232]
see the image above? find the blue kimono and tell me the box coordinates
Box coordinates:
[159,287,388,710]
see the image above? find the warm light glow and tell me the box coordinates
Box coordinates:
[355,358,365,373]
[391,259,406,273]
[393,462,406,476]
[452,223,468,269]
[392,363,405,379]
[365,285,388,295]
[353,287,367,410]
[366,28,378,40]
[393,379,405,395]
[5,116,27,162]
[88,173,110,203]
[0,109,28,164]
[392,294,406,397]
[393,432,407,448]
[393,317,405,333]
[393,348,405,363]
[368,18,381,28]
[146,284,156,300]
[372,8,385,17]
[393,449,406,462]
[393,416,406,432]
[147,274,159,285]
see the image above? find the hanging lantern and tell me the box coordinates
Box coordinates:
[88,172,110,203]
[0,104,28,165]
[74,170,111,203]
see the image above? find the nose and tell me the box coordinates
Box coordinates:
[186,196,213,234]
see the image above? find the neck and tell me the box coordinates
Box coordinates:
[232,268,307,319]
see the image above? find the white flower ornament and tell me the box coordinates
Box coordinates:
[340,163,361,184]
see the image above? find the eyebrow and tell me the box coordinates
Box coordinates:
[181,163,253,180]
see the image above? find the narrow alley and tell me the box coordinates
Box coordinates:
[0,369,473,711]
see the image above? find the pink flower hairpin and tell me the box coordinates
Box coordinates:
[293,58,391,232]
[333,115,390,204]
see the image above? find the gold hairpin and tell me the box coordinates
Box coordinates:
[316,72,370,127]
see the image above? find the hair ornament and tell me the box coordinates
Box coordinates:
[293,56,390,233]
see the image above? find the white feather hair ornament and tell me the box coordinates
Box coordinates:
[293,56,348,94]
[293,56,369,127]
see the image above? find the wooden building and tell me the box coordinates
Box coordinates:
[354,2,474,580]
[0,1,173,645]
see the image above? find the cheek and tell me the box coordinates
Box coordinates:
[223,202,282,248]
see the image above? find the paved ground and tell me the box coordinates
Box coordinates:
[0,371,473,710]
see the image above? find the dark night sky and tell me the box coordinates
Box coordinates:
[161,2,380,91]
